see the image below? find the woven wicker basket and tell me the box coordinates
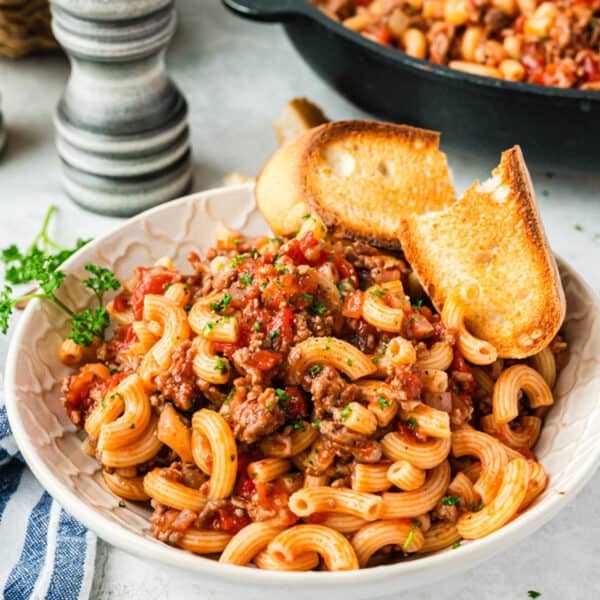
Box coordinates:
[0,0,58,58]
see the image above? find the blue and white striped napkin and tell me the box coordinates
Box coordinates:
[0,389,96,600]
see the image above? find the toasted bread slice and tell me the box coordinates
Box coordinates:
[399,146,566,359]
[273,97,329,147]
[256,120,455,247]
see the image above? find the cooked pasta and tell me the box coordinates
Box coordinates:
[58,222,566,571]
[493,364,553,424]
[442,283,498,365]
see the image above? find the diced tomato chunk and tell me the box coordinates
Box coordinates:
[99,372,128,396]
[451,350,473,374]
[63,362,110,421]
[247,350,282,371]
[334,256,359,287]
[284,386,309,418]
[268,307,295,352]
[306,512,328,524]
[112,291,129,313]
[342,290,364,319]
[208,506,251,534]
[130,267,182,320]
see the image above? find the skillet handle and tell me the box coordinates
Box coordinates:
[222,0,308,22]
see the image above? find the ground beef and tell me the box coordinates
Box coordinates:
[197,378,226,407]
[232,347,268,386]
[389,364,423,410]
[319,422,382,463]
[310,366,361,417]
[154,341,199,411]
[227,380,286,443]
[309,366,382,462]
[159,461,206,489]
[433,501,458,523]
[450,393,474,427]
[151,501,197,544]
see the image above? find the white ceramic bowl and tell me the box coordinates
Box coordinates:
[5,184,600,599]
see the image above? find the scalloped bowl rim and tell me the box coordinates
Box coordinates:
[4,183,600,592]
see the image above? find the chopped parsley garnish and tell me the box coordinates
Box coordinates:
[252,321,263,332]
[311,301,326,316]
[369,288,386,297]
[378,396,392,408]
[574,224,583,232]
[340,405,352,422]
[269,329,280,340]
[240,273,253,286]
[0,206,118,346]
[402,519,421,551]
[118,500,125,508]
[292,421,306,431]
[202,321,216,336]
[442,496,461,506]
[302,213,311,219]
[275,388,291,409]
[223,389,234,406]
[312,419,320,429]
[346,358,353,367]
[406,417,418,431]
[259,282,267,291]
[209,293,232,313]
[303,293,314,303]
[214,356,228,375]
[371,356,381,364]
[452,541,461,549]
[129,423,135,429]
[527,592,541,599]
[309,364,323,377]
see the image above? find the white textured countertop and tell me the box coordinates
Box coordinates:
[0,1,599,598]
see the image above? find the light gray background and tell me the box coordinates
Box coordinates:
[0,1,598,598]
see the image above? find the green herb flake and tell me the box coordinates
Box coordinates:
[340,405,352,422]
[312,301,326,316]
[452,541,461,549]
[303,293,314,303]
[202,321,216,336]
[240,273,253,286]
[369,288,386,297]
[269,329,280,340]
[252,321,263,332]
[118,500,125,508]
[309,364,323,377]
[402,519,421,551]
[209,293,232,314]
[346,358,353,367]
[214,356,229,375]
[406,417,418,431]
[377,396,392,408]
[527,592,542,599]
[574,224,583,232]
[442,496,461,506]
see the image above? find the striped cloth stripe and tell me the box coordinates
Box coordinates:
[0,394,96,600]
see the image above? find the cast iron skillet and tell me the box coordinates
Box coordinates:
[223,0,599,173]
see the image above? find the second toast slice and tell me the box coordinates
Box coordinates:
[399,146,565,358]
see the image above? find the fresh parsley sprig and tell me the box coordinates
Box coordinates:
[0,206,118,346]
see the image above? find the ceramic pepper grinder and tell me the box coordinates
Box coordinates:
[50,0,192,216]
